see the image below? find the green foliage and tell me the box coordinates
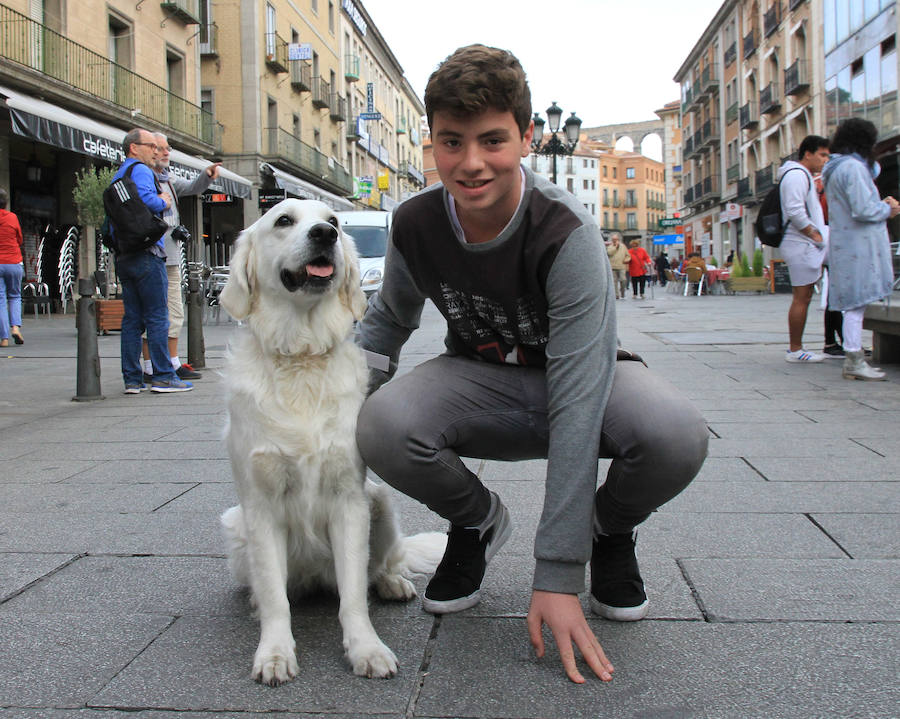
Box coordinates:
[709,256,718,267]
[72,165,115,226]
[752,249,765,277]
[730,256,744,277]
[741,253,752,277]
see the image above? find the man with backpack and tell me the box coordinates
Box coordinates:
[776,135,830,363]
[110,128,193,394]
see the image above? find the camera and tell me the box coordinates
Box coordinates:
[171,225,191,244]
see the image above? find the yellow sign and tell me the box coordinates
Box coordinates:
[377,170,390,190]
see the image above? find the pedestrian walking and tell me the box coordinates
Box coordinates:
[606,231,630,299]
[0,187,24,347]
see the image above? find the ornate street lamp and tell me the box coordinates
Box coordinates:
[531,101,582,185]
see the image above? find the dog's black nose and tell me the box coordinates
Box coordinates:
[308,222,338,245]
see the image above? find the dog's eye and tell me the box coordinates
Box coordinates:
[327,216,339,228]
[275,215,294,227]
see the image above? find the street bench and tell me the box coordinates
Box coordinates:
[863,295,900,364]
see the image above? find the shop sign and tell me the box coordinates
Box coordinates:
[719,202,742,223]
[342,0,367,35]
[288,43,312,60]
[202,193,233,203]
[377,170,390,190]
[258,189,287,208]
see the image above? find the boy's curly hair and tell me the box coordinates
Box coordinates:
[425,44,532,137]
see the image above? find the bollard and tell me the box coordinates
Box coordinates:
[186,274,206,369]
[73,278,105,402]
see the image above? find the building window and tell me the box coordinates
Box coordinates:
[567,177,574,192]
[265,3,276,57]
[603,211,609,226]
[603,165,608,177]
[108,13,133,70]
[312,0,318,13]
[626,167,635,179]
[328,1,334,33]
[583,179,589,190]
[627,212,637,229]
[613,167,617,179]
[314,128,321,150]
[166,47,186,98]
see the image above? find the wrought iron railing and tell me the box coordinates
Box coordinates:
[199,23,217,56]
[764,2,781,37]
[329,93,346,121]
[740,101,759,129]
[724,42,736,68]
[726,102,739,125]
[0,4,220,147]
[160,0,200,24]
[266,126,353,194]
[755,165,774,196]
[311,76,330,108]
[727,163,740,183]
[784,59,809,95]
[737,176,752,199]
[264,32,289,73]
[290,59,311,91]
[760,82,781,114]
[344,54,359,81]
[743,28,758,59]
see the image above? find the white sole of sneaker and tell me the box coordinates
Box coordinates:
[589,596,650,622]
[150,386,193,393]
[422,504,513,615]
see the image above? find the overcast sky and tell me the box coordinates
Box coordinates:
[360,0,724,129]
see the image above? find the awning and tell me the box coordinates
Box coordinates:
[260,162,353,211]
[0,85,253,199]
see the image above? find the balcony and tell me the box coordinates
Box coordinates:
[404,162,425,186]
[612,199,622,208]
[684,186,694,204]
[311,76,330,109]
[624,199,638,208]
[0,4,220,148]
[160,0,200,24]
[724,41,737,68]
[199,24,217,56]
[290,60,311,91]
[726,163,740,183]
[396,116,407,135]
[329,93,346,121]
[265,32,289,73]
[760,82,781,114]
[743,28,758,59]
[693,129,705,153]
[344,54,360,81]
[701,175,720,200]
[346,117,362,140]
[755,165,774,197]
[681,87,694,115]
[764,2,782,38]
[740,101,759,129]
[684,135,695,157]
[701,117,720,148]
[784,59,809,95]
[265,126,353,194]
[701,63,719,95]
[726,102,739,125]
[737,176,753,200]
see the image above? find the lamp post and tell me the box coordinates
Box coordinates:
[531,101,582,185]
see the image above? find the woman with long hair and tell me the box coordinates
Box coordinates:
[822,118,900,380]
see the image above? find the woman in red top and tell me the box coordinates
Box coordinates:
[0,187,25,346]
[627,239,652,299]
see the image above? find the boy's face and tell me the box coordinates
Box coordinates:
[431,108,533,233]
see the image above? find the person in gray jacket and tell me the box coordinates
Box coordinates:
[822,118,900,381]
[777,135,830,363]
[355,44,708,684]
[140,133,219,381]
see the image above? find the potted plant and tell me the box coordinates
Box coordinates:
[726,251,770,293]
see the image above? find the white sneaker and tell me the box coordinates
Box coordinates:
[785,349,825,363]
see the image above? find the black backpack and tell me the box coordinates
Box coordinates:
[754,167,810,248]
[102,161,168,256]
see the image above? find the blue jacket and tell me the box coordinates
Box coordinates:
[822,153,894,310]
[111,158,168,252]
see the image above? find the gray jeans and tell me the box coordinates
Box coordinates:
[357,354,708,534]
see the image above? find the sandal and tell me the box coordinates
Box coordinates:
[0,339,8,348]
[11,327,23,345]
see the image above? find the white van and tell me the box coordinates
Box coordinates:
[336,210,390,297]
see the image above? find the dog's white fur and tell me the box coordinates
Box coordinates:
[219,199,444,684]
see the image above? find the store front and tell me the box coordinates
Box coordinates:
[0,85,253,303]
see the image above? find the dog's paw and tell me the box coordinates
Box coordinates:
[252,643,299,686]
[374,573,417,602]
[346,637,399,679]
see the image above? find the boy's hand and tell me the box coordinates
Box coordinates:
[527,590,614,684]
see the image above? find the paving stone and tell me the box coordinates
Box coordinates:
[681,558,900,621]
[91,616,431,713]
[690,457,765,482]
[707,437,877,458]
[16,440,228,461]
[746,456,897,481]
[0,459,99,484]
[0,711,375,719]
[0,611,171,708]
[0,552,76,602]
[0,482,196,513]
[810,513,900,558]
[665,480,899,514]
[417,618,899,719]
[59,459,233,484]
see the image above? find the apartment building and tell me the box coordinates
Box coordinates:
[823,0,898,196]
[655,100,685,252]
[675,0,822,263]
[0,0,252,284]
[200,0,424,233]
[528,150,601,222]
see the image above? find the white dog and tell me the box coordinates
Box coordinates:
[218,199,445,685]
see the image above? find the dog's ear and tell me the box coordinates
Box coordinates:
[339,234,368,321]
[219,228,256,319]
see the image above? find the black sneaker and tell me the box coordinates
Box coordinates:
[422,498,512,614]
[143,372,154,384]
[589,530,649,622]
[823,343,845,358]
[176,363,202,380]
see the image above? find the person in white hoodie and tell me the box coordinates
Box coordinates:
[777,135,830,363]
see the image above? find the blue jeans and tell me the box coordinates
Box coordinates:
[0,263,24,340]
[115,251,175,384]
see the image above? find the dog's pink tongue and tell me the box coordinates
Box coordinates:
[306,263,334,278]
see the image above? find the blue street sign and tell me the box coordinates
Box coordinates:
[359,112,382,121]
[652,234,684,244]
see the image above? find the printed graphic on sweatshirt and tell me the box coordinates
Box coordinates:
[439,282,548,365]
